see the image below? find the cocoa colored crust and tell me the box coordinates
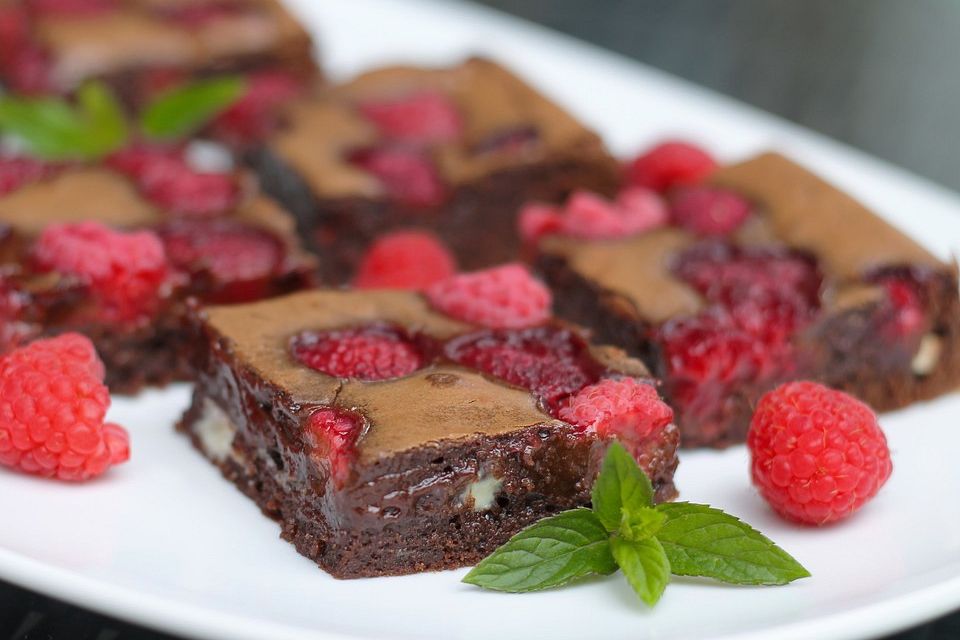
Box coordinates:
[178,289,680,578]
[6,0,318,93]
[0,165,317,394]
[252,57,620,282]
[540,152,960,448]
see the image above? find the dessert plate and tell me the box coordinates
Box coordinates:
[2,1,959,639]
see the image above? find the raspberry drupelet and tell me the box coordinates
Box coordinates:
[425,263,552,329]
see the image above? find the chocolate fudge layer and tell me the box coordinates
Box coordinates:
[0,0,317,95]
[179,289,679,578]
[252,57,620,282]
[540,152,960,447]
[0,158,316,393]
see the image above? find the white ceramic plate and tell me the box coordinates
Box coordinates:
[2,1,960,639]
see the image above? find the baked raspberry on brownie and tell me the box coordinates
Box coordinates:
[0,0,317,115]
[251,57,621,283]
[178,265,679,578]
[0,146,316,393]
[533,150,960,448]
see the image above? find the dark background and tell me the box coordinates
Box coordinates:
[2,1,959,639]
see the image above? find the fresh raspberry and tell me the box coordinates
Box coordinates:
[306,407,363,484]
[670,186,752,236]
[25,0,118,17]
[624,141,717,192]
[559,378,674,460]
[0,333,130,482]
[565,188,668,240]
[156,219,284,303]
[349,147,446,208]
[358,91,463,144]
[0,6,52,95]
[445,325,598,410]
[518,188,667,243]
[353,230,457,290]
[518,202,563,244]
[291,325,423,381]
[212,70,303,146]
[0,156,53,196]
[108,146,240,216]
[425,263,551,329]
[748,381,892,525]
[33,222,169,324]
[875,274,925,339]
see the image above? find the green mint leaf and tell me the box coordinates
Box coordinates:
[0,82,127,160]
[610,535,670,606]
[591,441,655,532]
[655,502,811,585]
[619,506,666,542]
[141,76,246,140]
[462,508,617,592]
[75,82,127,156]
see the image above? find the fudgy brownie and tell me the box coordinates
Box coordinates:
[0,0,318,145]
[0,146,316,392]
[251,57,621,283]
[178,288,680,578]
[537,152,960,448]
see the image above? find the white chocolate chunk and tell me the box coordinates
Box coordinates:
[461,475,503,512]
[912,334,942,376]
[195,399,238,463]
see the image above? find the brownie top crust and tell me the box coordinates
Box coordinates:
[199,289,654,460]
[28,0,311,90]
[0,165,303,248]
[542,152,947,324]
[267,57,614,198]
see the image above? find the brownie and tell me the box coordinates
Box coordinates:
[178,289,680,578]
[538,152,960,448]
[0,150,317,393]
[0,0,317,97]
[251,57,621,283]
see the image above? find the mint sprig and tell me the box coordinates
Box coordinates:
[0,76,247,160]
[140,76,246,140]
[463,442,810,607]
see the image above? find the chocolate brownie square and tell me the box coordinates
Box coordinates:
[538,152,960,447]
[178,289,679,577]
[0,147,317,393]
[251,57,621,283]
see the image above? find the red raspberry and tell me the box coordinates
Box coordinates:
[0,333,130,482]
[212,70,303,146]
[306,407,363,484]
[33,222,170,324]
[624,141,717,192]
[425,263,551,329]
[559,378,674,460]
[349,147,446,208]
[748,381,892,525]
[518,202,563,244]
[876,274,925,339]
[291,325,423,381]
[518,188,667,243]
[0,156,53,196]
[108,146,240,216]
[156,219,284,303]
[0,6,52,95]
[25,0,118,17]
[354,230,457,290]
[358,91,463,144]
[670,186,752,236]
[445,326,598,410]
